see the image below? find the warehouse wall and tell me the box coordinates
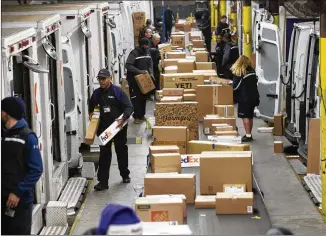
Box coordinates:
[153,0,196,22]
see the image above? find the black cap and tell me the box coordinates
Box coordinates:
[139,37,150,46]
[1,96,26,120]
[97,69,111,78]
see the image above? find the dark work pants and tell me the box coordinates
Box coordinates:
[98,126,130,186]
[166,27,172,41]
[154,69,160,90]
[128,80,147,119]
[2,197,33,235]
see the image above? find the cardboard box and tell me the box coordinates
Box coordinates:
[98,114,128,145]
[135,73,155,94]
[195,51,209,62]
[155,102,199,140]
[132,12,146,25]
[183,94,196,101]
[183,23,191,32]
[158,43,172,53]
[163,59,181,67]
[209,76,232,85]
[193,70,217,80]
[149,145,180,156]
[133,24,144,37]
[214,85,233,105]
[151,153,182,174]
[121,77,130,98]
[153,126,188,154]
[85,109,100,145]
[307,118,321,174]
[162,73,204,89]
[171,35,185,48]
[273,114,284,136]
[171,31,185,36]
[203,116,236,134]
[196,62,216,70]
[161,96,183,102]
[190,35,201,41]
[188,141,250,154]
[135,197,184,224]
[180,154,200,167]
[195,196,216,209]
[184,89,196,94]
[165,66,178,74]
[215,192,254,214]
[214,130,238,136]
[166,52,186,59]
[200,151,253,194]
[145,195,187,218]
[162,88,184,96]
[177,59,196,73]
[213,124,234,132]
[274,141,283,153]
[192,40,205,48]
[144,173,196,203]
[223,184,246,193]
[214,105,235,117]
[196,85,217,121]
[185,56,196,61]
[175,23,184,31]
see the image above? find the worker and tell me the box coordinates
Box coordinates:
[164,5,176,41]
[139,27,152,46]
[212,34,225,77]
[222,33,239,80]
[1,96,43,235]
[126,38,154,124]
[89,69,134,191]
[215,15,230,37]
[145,19,155,31]
[231,56,260,142]
[149,33,161,91]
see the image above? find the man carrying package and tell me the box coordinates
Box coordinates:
[89,69,134,191]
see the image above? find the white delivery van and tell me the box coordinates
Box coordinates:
[120,1,135,62]
[2,14,69,203]
[2,4,93,165]
[1,27,47,234]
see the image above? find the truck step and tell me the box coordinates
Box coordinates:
[31,204,43,235]
[289,159,307,175]
[58,177,87,215]
[81,162,96,180]
[45,201,67,227]
[303,174,322,205]
[39,225,68,235]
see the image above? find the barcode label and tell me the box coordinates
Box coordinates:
[204,127,210,134]
[247,206,253,213]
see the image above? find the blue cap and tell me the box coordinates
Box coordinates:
[97,68,111,78]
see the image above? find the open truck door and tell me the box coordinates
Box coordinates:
[255,22,282,121]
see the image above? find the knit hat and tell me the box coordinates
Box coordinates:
[96,203,142,235]
[139,37,150,46]
[1,96,26,120]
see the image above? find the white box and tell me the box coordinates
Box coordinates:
[99,114,129,145]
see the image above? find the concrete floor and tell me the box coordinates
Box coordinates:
[71,100,325,235]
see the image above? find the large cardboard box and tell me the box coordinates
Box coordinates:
[155,102,199,140]
[183,23,191,32]
[196,62,216,70]
[133,24,144,37]
[149,145,180,156]
[273,114,284,136]
[145,195,187,218]
[153,126,188,154]
[193,70,217,80]
[163,59,181,67]
[184,89,196,94]
[85,109,100,145]
[177,59,196,73]
[195,196,216,209]
[162,88,184,96]
[162,73,204,90]
[214,85,233,105]
[135,73,155,94]
[166,52,186,59]
[151,153,182,174]
[135,197,184,224]
[196,85,218,121]
[215,192,254,214]
[161,96,183,103]
[192,40,205,48]
[188,141,250,154]
[171,35,185,48]
[132,12,146,25]
[214,105,235,117]
[200,151,253,194]
[307,118,321,174]
[144,173,196,203]
[195,51,209,62]
[203,116,236,134]
[164,66,178,74]
[183,94,196,101]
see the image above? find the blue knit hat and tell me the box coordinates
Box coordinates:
[96,203,142,235]
[1,96,26,120]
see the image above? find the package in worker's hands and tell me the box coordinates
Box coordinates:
[98,114,129,146]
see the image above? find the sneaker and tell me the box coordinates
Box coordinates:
[94,182,108,191]
[134,119,141,124]
[140,116,147,121]
[241,135,253,142]
[122,177,131,183]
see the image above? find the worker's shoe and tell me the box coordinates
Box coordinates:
[134,119,141,124]
[122,177,131,183]
[94,182,108,191]
[140,116,147,121]
[241,135,253,142]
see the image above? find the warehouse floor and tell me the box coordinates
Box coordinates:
[71,101,325,235]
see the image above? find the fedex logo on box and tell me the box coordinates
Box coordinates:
[180,154,200,167]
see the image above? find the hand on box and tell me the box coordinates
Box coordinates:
[115,118,125,129]
[89,112,94,121]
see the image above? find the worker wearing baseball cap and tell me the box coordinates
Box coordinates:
[1,96,43,235]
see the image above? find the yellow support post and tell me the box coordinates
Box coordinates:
[320,11,326,222]
[210,0,215,28]
[243,0,252,57]
[220,0,226,17]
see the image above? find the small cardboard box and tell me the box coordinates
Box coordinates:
[184,89,196,94]
[164,66,178,74]
[213,124,234,132]
[144,173,196,203]
[274,141,283,153]
[85,109,100,145]
[162,73,204,90]
[166,52,186,59]
[196,85,218,121]
[183,94,196,101]
[175,23,184,31]
[195,51,209,62]
[151,153,182,174]
[132,12,146,25]
[192,40,205,48]
[223,184,246,193]
[214,130,238,136]
[158,43,172,53]
[203,116,236,134]
[200,151,253,194]
[177,59,196,73]
[135,73,156,94]
[149,145,180,156]
[215,192,254,215]
[161,96,183,103]
[185,56,196,61]
[183,23,191,32]
[153,126,188,154]
[135,197,184,224]
[188,141,250,154]
[162,88,184,96]
[273,114,284,136]
[163,59,181,67]
[209,76,231,85]
[196,62,216,70]
[171,35,185,48]
[214,105,235,117]
[195,196,216,209]
[193,70,218,80]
